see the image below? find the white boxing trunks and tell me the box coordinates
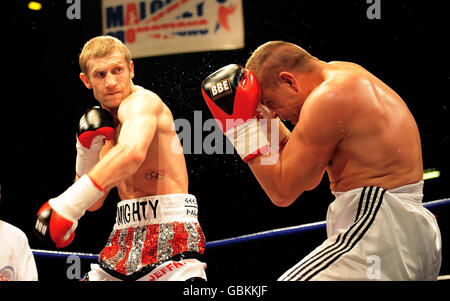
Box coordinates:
[278,181,442,281]
[84,194,207,281]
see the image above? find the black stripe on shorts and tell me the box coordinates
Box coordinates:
[280,186,385,281]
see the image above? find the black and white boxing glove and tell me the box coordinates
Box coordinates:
[75,106,114,177]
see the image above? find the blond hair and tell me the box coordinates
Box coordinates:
[245,41,317,88]
[79,35,131,75]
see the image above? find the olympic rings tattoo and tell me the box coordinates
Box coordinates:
[144,170,165,181]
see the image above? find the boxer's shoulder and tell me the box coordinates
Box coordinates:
[306,68,377,116]
[126,86,163,105]
[119,88,164,120]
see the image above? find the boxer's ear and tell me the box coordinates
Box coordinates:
[80,73,92,89]
[128,60,135,79]
[279,72,299,92]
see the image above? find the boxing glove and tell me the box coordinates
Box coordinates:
[35,201,75,249]
[201,64,270,162]
[75,106,114,177]
[34,174,105,248]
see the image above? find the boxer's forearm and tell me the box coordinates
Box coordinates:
[266,118,291,148]
[248,140,326,207]
[248,154,302,207]
[74,172,108,211]
[246,119,298,206]
[87,142,146,192]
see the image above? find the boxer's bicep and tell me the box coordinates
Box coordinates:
[281,124,334,190]
[117,93,160,158]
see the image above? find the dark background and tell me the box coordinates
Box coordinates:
[2,0,449,281]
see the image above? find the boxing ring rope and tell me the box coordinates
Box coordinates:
[31,197,450,260]
[32,249,99,261]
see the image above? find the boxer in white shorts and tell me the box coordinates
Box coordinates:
[201,41,442,280]
[34,36,206,280]
[278,182,441,280]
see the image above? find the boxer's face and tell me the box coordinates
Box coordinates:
[262,82,301,125]
[80,50,135,110]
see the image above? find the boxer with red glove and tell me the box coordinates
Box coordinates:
[34,107,114,248]
[201,64,288,163]
[202,64,269,162]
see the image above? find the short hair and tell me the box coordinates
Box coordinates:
[245,41,317,88]
[79,35,131,75]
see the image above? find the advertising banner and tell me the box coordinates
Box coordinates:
[102,0,245,58]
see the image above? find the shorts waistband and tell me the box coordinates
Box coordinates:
[332,181,424,202]
[114,194,199,230]
[387,181,424,194]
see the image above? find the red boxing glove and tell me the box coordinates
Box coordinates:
[35,201,76,248]
[202,64,270,162]
[34,175,105,248]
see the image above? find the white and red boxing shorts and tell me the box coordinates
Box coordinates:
[84,194,206,281]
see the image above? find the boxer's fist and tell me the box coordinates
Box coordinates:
[34,201,76,249]
[202,64,270,162]
[77,106,114,149]
[34,175,105,248]
[201,64,261,131]
[76,107,114,176]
